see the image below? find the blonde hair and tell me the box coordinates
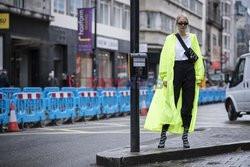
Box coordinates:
[175,13,189,25]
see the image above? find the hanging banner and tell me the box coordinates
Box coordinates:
[77,8,92,54]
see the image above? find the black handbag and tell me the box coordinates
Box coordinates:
[175,33,198,63]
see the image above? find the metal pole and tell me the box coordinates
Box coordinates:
[93,0,97,80]
[130,0,140,152]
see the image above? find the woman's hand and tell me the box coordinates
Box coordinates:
[163,80,167,87]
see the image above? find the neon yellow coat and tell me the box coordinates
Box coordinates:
[144,33,205,134]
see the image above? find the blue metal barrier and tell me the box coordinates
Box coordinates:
[97,87,104,96]
[61,87,77,97]
[13,92,45,125]
[23,87,42,92]
[0,93,10,126]
[47,92,76,121]
[43,87,60,110]
[118,90,130,113]
[76,91,100,117]
[101,91,118,115]
[0,87,21,99]
[77,87,92,92]
[0,86,228,128]
[43,87,60,97]
[214,89,220,102]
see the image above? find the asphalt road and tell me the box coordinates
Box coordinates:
[1,103,250,167]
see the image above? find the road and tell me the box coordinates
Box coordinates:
[0,103,250,167]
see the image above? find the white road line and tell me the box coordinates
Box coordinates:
[0,129,157,136]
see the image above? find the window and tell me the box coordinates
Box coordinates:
[147,12,161,30]
[67,0,81,17]
[227,36,230,49]
[14,0,24,8]
[207,32,211,52]
[99,0,110,25]
[196,1,202,16]
[230,58,245,87]
[190,0,196,12]
[116,53,128,86]
[190,26,202,44]
[224,3,230,16]
[147,12,157,29]
[113,2,122,28]
[181,0,189,8]
[161,14,174,33]
[54,0,65,14]
[224,36,227,49]
[225,36,230,49]
[237,29,245,43]
[223,20,230,33]
[213,34,217,46]
[196,30,202,44]
[83,0,94,7]
[123,6,130,30]
[98,51,112,84]
[174,0,180,3]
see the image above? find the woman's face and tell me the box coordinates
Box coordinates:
[177,17,188,33]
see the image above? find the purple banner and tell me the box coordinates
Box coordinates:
[77,8,92,54]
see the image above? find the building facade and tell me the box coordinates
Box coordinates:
[66,0,130,87]
[205,0,223,84]
[235,1,250,59]
[0,0,130,87]
[139,0,205,82]
[0,0,53,87]
[221,0,236,73]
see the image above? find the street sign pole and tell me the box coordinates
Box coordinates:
[93,0,97,85]
[130,0,140,152]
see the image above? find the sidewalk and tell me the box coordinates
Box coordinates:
[96,127,250,167]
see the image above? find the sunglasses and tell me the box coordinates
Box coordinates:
[177,22,188,26]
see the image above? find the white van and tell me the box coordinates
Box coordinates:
[225,53,250,121]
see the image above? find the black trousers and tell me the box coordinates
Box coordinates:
[173,60,195,128]
[162,60,195,132]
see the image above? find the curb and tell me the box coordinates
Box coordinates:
[96,141,250,167]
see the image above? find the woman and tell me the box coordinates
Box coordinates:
[144,13,205,148]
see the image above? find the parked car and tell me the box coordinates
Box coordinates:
[225,53,250,121]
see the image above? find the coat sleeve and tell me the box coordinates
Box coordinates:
[193,35,205,83]
[159,37,169,82]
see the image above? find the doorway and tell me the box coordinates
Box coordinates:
[11,38,40,87]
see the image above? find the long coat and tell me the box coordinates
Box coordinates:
[144,33,205,134]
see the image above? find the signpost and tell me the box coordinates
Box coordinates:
[130,0,148,152]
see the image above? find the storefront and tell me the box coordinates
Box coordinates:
[77,36,129,88]
[1,12,53,88]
